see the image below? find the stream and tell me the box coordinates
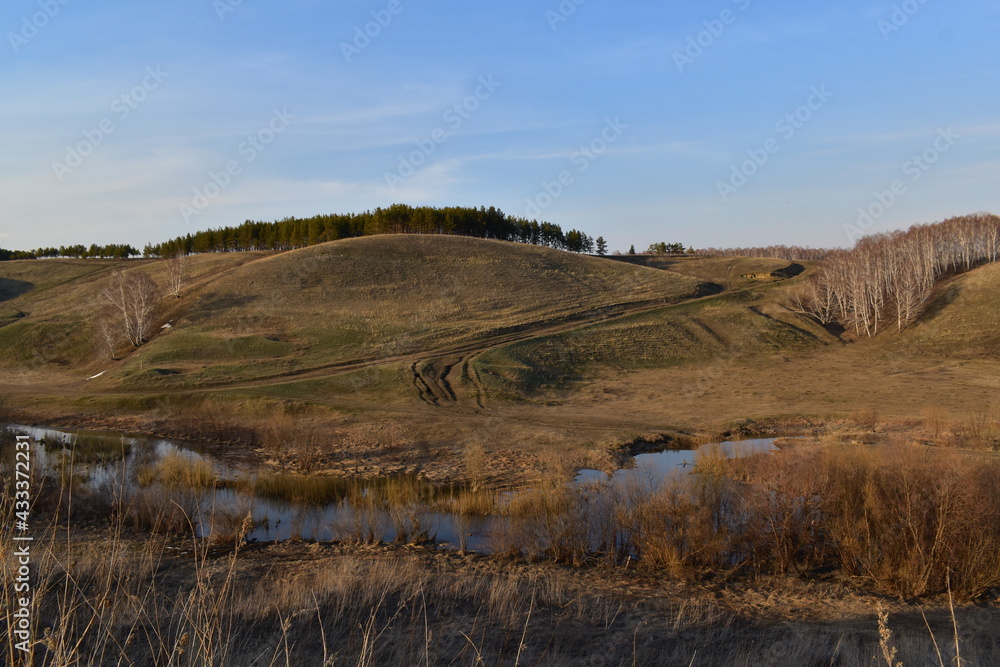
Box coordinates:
[6,424,779,554]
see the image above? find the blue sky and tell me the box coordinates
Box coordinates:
[2,0,998,253]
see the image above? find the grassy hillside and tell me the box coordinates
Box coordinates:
[498,261,1000,430]
[473,282,835,399]
[0,236,706,389]
[891,261,1000,358]
[605,255,802,290]
[3,239,995,448]
[2,240,997,481]
[0,253,266,375]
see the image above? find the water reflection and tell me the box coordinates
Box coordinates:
[9,424,778,555]
[574,438,779,488]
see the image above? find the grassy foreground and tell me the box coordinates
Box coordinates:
[3,427,1000,666]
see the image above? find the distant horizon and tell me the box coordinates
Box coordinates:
[5,205,997,257]
[3,1,998,254]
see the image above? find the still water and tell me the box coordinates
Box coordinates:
[9,424,778,554]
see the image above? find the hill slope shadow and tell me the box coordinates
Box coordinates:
[0,278,33,302]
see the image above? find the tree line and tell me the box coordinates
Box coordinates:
[142,204,598,257]
[0,244,140,261]
[644,242,689,255]
[698,245,830,261]
[792,213,1000,336]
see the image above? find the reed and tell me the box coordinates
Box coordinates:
[136,451,216,489]
[3,428,999,665]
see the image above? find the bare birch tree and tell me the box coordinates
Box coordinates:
[96,309,123,359]
[100,271,158,348]
[796,213,1000,336]
[164,253,187,298]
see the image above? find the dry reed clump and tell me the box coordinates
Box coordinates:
[330,496,383,545]
[454,488,494,515]
[822,443,1000,598]
[136,451,217,488]
[622,474,733,573]
[385,498,432,545]
[207,510,253,547]
[482,441,1000,600]
[721,441,1000,598]
[495,485,594,565]
[239,472,350,506]
[124,486,200,534]
[462,440,489,490]
[323,476,443,545]
[853,408,880,433]
[948,411,1000,450]
[259,413,330,472]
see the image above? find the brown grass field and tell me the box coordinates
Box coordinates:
[3,235,995,482]
[2,235,999,665]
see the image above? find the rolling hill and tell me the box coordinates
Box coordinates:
[0,235,707,390]
[1,235,996,455]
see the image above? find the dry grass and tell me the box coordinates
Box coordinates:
[480,441,1000,601]
[900,260,1000,359]
[553,342,1000,439]
[473,286,835,399]
[0,235,700,391]
[3,522,997,665]
[5,245,1000,491]
[0,253,265,376]
[2,426,999,666]
[136,451,217,488]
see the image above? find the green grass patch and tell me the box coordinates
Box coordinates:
[240,364,414,403]
[474,294,828,399]
[0,319,88,365]
[144,331,295,363]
